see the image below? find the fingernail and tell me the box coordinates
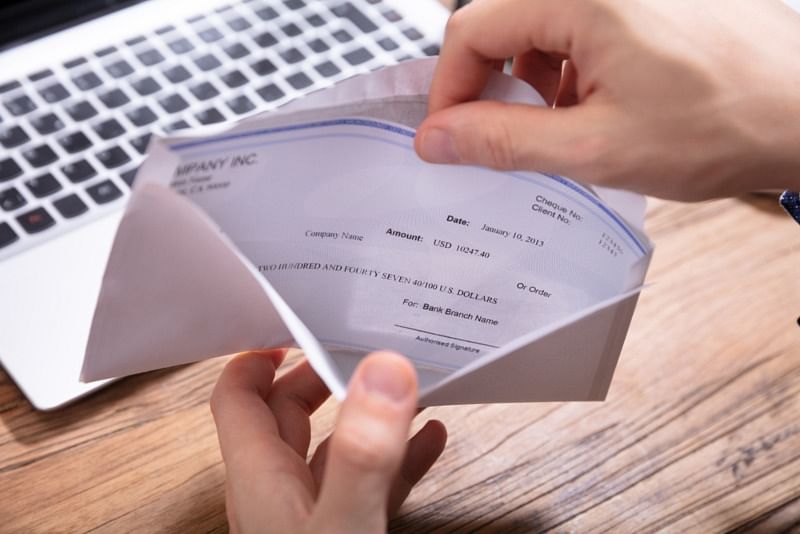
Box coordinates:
[358,353,414,403]
[419,128,460,164]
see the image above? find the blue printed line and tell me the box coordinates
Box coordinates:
[170,117,647,255]
[178,132,411,159]
[511,171,647,255]
[170,117,415,151]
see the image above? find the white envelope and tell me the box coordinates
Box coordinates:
[81,59,653,405]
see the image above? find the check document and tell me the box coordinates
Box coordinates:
[81,59,653,405]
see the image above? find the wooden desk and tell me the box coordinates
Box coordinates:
[3,194,799,533]
[3,4,800,532]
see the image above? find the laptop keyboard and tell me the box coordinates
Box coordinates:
[0,0,440,255]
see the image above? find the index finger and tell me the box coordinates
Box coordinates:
[429,0,583,112]
[210,350,318,523]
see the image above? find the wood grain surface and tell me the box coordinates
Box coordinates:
[3,193,799,533]
[3,1,800,531]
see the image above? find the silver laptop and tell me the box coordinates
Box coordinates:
[0,0,449,410]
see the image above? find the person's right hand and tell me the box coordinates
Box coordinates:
[416,0,800,201]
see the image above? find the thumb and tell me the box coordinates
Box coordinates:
[313,351,417,532]
[415,100,599,177]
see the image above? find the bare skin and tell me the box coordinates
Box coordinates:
[211,3,800,531]
[416,0,800,201]
[210,350,447,534]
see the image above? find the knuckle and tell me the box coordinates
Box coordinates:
[333,423,400,473]
[572,131,620,184]
[482,117,519,170]
[444,8,469,38]
[209,385,222,419]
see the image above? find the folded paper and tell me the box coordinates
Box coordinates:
[81,59,653,405]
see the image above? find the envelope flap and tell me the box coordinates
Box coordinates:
[80,184,290,381]
[418,289,642,406]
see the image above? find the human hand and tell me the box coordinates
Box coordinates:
[416,0,800,200]
[210,350,447,534]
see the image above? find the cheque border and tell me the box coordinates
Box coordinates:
[167,118,649,255]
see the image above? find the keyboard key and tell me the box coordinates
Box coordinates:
[0,80,22,94]
[308,38,330,53]
[226,16,251,31]
[66,100,98,121]
[58,131,92,153]
[198,27,224,43]
[195,107,226,125]
[86,179,123,204]
[63,57,88,69]
[223,42,250,59]
[159,93,189,113]
[163,65,192,83]
[382,9,401,23]
[62,160,96,183]
[168,38,194,54]
[120,168,138,187]
[23,144,58,168]
[99,88,130,109]
[251,59,277,76]
[125,35,146,46]
[315,60,340,78]
[166,120,190,132]
[17,207,55,234]
[403,27,423,41]
[105,59,134,78]
[282,23,301,37]
[220,69,248,88]
[257,83,285,102]
[29,69,54,82]
[307,14,325,27]
[30,113,64,135]
[332,3,378,33]
[53,193,88,218]
[136,48,165,66]
[93,119,125,140]
[194,53,222,72]
[95,46,117,58]
[0,125,30,149]
[39,83,70,103]
[254,31,278,48]
[423,44,440,56]
[227,95,255,115]
[96,146,131,169]
[129,133,152,154]
[332,29,353,43]
[190,81,219,101]
[343,47,374,65]
[126,105,158,127]
[0,158,23,182]
[4,94,36,116]
[131,76,161,96]
[72,71,103,91]
[0,187,26,211]
[280,48,305,64]
[377,37,398,51]
[285,0,305,9]
[255,6,279,20]
[26,173,62,198]
[287,72,312,90]
[156,24,175,35]
[0,222,19,248]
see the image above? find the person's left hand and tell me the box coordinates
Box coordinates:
[210,349,447,534]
